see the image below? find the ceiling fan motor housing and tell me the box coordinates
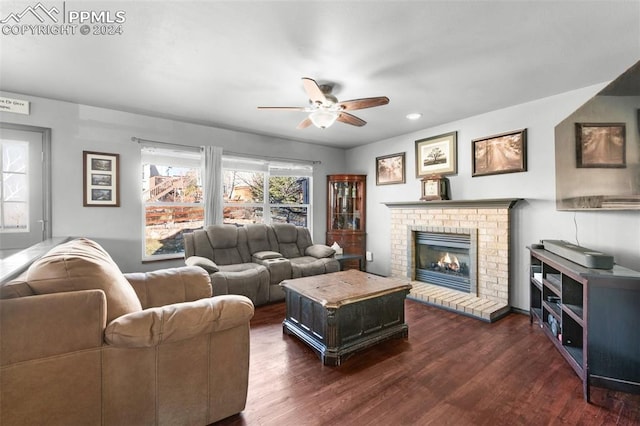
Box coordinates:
[258,77,389,129]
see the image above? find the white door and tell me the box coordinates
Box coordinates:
[0,125,48,256]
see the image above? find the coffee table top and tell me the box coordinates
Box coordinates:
[280,269,412,308]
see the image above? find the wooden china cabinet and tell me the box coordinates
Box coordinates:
[326,174,366,270]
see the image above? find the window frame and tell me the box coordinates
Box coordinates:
[141,146,203,261]
[222,157,313,230]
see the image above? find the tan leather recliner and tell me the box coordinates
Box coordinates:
[0,238,254,426]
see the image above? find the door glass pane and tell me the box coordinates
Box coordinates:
[330,181,361,230]
[2,142,27,172]
[1,141,29,234]
[3,173,27,201]
[3,202,27,230]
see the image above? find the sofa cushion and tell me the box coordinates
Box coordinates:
[212,263,270,305]
[204,225,251,265]
[207,225,238,249]
[245,224,278,254]
[289,257,326,278]
[272,223,298,243]
[217,263,266,274]
[124,266,212,309]
[272,224,303,258]
[25,238,142,323]
[272,223,311,259]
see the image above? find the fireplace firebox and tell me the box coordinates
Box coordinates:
[415,231,472,293]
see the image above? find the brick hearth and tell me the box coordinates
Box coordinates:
[384,199,521,322]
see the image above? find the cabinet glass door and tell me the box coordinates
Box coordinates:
[330,181,362,231]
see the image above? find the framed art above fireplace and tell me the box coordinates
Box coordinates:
[472,129,527,177]
[415,131,457,177]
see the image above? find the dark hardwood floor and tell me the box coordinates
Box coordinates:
[214,300,640,425]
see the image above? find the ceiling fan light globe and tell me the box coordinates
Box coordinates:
[309,110,338,129]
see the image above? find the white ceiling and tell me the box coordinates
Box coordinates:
[1,1,639,148]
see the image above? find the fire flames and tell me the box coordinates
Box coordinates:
[438,253,460,272]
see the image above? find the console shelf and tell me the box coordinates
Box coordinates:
[529,246,640,401]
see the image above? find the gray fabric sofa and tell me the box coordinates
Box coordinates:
[184,223,340,305]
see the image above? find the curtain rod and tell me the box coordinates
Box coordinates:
[223,150,321,165]
[131,136,201,152]
[131,137,321,165]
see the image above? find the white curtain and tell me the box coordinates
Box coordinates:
[203,145,224,226]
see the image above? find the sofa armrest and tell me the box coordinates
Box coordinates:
[252,251,282,261]
[104,295,254,348]
[305,244,336,259]
[0,290,106,366]
[185,255,219,273]
[124,266,212,309]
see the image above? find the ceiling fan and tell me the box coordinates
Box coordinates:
[258,77,389,129]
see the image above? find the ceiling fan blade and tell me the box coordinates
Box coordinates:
[338,96,389,111]
[302,77,328,104]
[337,112,366,127]
[257,106,308,111]
[297,117,313,129]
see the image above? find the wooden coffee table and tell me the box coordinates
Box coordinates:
[280,270,412,366]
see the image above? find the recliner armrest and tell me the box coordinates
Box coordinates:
[305,244,336,259]
[124,266,212,309]
[104,295,254,348]
[252,250,282,261]
[185,256,219,273]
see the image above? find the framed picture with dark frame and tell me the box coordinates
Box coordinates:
[376,152,406,185]
[83,151,120,207]
[575,122,626,168]
[415,131,457,177]
[472,129,527,177]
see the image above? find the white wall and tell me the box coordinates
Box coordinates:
[0,91,346,273]
[346,84,640,311]
[4,86,638,311]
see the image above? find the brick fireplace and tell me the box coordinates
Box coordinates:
[385,199,521,322]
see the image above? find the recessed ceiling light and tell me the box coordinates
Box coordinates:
[406,112,422,120]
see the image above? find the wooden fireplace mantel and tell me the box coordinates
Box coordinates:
[383,198,522,209]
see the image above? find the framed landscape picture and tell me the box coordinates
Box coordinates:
[472,129,527,177]
[376,152,405,185]
[415,131,457,177]
[575,123,626,168]
[83,151,120,207]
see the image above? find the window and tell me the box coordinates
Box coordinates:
[1,140,29,233]
[141,146,203,260]
[223,157,312,228]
